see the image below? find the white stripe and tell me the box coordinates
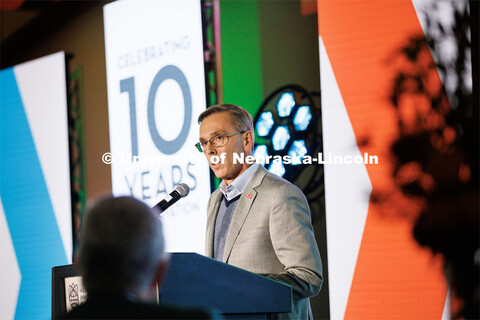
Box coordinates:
[441,289,451,320]
[14,52,73,262]
[320,36,372,320]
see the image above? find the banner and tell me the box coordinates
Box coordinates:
[104,0,210,253]
[0,51,71,319]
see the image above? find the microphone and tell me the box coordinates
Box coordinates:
[154,183,190,213]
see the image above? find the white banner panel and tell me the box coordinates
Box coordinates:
[104,0,210,254]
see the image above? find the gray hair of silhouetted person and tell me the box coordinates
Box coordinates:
[78,195,166,294]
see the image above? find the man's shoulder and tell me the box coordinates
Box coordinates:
[254,166,299,191]
[251,167,310,209]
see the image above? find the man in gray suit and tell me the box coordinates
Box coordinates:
[196,104,323,319]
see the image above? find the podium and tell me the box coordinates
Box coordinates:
[52,253,292,319]
[160,253,292,319]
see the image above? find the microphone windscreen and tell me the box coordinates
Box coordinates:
[175,183,190,197]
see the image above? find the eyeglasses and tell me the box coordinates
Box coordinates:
[195,131,246,152]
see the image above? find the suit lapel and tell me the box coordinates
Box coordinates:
[205,189,223,258]
[222,165,268,263]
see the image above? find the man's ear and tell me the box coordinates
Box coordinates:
[141,257,170,303]
[153,256,170,289]
[243,130,254,153]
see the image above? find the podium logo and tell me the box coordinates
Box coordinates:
[68,283,79,308]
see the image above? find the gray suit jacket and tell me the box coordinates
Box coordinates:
[206,165,322,319]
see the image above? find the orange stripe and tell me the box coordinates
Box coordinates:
[318,0,448,318]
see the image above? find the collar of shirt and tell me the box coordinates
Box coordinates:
[219,163,259,201]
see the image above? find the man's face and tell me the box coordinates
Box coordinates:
[199,112,252,185]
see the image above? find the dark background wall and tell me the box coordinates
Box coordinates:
[257,2,328,318]
[258,1,320,96]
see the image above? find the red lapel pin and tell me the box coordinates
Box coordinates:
[247,193,252,199]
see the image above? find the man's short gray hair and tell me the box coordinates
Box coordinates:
[198,103,254,133]
[78,196,164,294]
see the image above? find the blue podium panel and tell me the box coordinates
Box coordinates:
[160,253,292,315]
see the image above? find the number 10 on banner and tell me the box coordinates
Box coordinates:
[119,65,193,157]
